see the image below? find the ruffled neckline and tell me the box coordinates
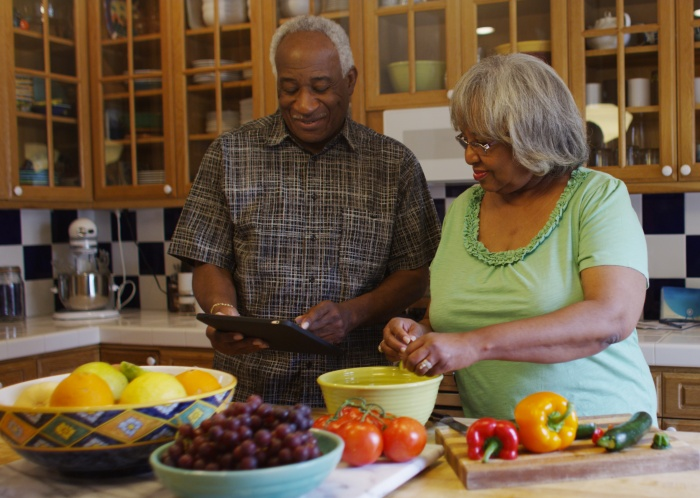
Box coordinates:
[463,168,589,266]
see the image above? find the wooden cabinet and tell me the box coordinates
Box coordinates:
[87,0,178,204]
[651,366,700,432]
[0,0,93,206]
[569,0,700,193]
[0,357,36,389]
[100,343,213,367]
[0,346,98,388]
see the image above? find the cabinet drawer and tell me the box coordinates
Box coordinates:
[0,358,37,388]
[662,372,700,419]
[100,345,161,366]
[37,346,100,377]
[159,348,214,368]
[661,417,700,433]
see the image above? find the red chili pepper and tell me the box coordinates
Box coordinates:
[466,418,519,463]
[592,427,605,445]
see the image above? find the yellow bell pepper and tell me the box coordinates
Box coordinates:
[514,391,578,453]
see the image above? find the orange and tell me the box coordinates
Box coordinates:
[50,371,115,407]
[175,369,222,396]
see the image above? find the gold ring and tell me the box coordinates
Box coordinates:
[418,359,432,370]
[378,342,384,353]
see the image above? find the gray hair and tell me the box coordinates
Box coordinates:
[450,53,588,176]
[269,15,354,78]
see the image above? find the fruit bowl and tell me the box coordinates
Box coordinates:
[0,366,236,476]
[150,429,343,498]
[317,366,443,424]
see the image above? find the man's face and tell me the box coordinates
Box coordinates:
[275,31,357,154]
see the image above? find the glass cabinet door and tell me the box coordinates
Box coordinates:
[365,0,454,110]
[677,0,700,182]
[572,0,675,185]
[9,0,92,201]
[173,0,258,193]
[90,0,175,200]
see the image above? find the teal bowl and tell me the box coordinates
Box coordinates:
[149,429,344,498]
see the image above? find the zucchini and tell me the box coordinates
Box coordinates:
[575,422,597,440]
[596,412,653,452]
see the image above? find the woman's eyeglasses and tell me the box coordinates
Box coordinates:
[455,133,497,154]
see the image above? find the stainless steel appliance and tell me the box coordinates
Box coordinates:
[52,218,119,320]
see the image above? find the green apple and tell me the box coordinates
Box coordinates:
[74,361,129,400]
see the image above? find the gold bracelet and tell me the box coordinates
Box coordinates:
[210,303,235,314]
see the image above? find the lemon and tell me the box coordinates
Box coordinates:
[119,361,149,382]
[119,372,188,404]
[14,381,60,407]
[74,361,129,400]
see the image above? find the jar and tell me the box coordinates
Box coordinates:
[0,266,25,321]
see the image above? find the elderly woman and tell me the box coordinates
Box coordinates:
[380,54,657,422]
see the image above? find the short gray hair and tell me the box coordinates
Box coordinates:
[450,53,588,176]
[269,15,354,78]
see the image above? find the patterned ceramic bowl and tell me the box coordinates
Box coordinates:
[317,366,443,424]
[0,366,236,476]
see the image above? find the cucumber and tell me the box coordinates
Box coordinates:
[595,412,653,452]
[575,422,597,440]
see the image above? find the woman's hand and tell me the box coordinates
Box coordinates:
[381,317,428,363]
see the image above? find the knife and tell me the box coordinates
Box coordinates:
[436,416,470,434]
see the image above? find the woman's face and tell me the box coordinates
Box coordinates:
[459,131,534,195]
[275,31,357,154]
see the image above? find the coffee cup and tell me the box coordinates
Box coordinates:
[586,82,603,105]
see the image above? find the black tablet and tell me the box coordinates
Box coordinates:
[196,313,343,356]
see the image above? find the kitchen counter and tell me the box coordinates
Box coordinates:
[1,312,699,367]
[1,427,700,497]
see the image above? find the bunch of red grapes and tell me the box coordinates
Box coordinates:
[161,394,321,471]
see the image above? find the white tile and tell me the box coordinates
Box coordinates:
[645,234,686,278]
[93,210,114,242]
[0,246,24,274]
[136,209,165,242]
[44,330,79,352]
[139,275,168,310]
[111,241,139,275]
[24,279,56,317]
[99,327,123,343]
[639,342,655,365]
[0,337,8,361]
[686,192,700,235]
[7,336,45,358]
[655,330,700,367]
[686,278,700,289]
[51,243,71,275]
[164,242,186,275]
[629,194,643,223]
[186,331,213,348]
[20,210,52,245]
[152,329,187,347]
[75,327,101,347]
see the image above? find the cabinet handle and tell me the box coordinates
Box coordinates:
[146,356,157,365]
[680,164,692,176]
[13,186,23,197]
[163,184,173,195]
[661,165,673,177]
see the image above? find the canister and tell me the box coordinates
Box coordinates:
[0,266,25,321]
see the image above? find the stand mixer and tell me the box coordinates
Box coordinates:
[52,218,120,320]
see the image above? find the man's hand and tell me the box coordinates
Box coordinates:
[205,306,269,355]
[295,301,353,344]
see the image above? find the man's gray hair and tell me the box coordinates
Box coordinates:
[450,53,588,176]
[269,15,354,77]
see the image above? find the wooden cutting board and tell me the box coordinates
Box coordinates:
[435,414,700,490]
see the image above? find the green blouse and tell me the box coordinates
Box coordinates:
[429,168,657,422]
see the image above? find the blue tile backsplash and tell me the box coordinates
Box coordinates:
[1,187,699,319]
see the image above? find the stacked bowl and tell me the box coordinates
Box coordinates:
[202,0,248,26]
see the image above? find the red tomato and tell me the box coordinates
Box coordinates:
[382,417,427,462]
[312,414,331,429]
[336,420,384,466]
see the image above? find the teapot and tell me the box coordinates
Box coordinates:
[594,11,631,29]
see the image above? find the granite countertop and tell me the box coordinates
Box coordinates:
[1,311,700,368]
